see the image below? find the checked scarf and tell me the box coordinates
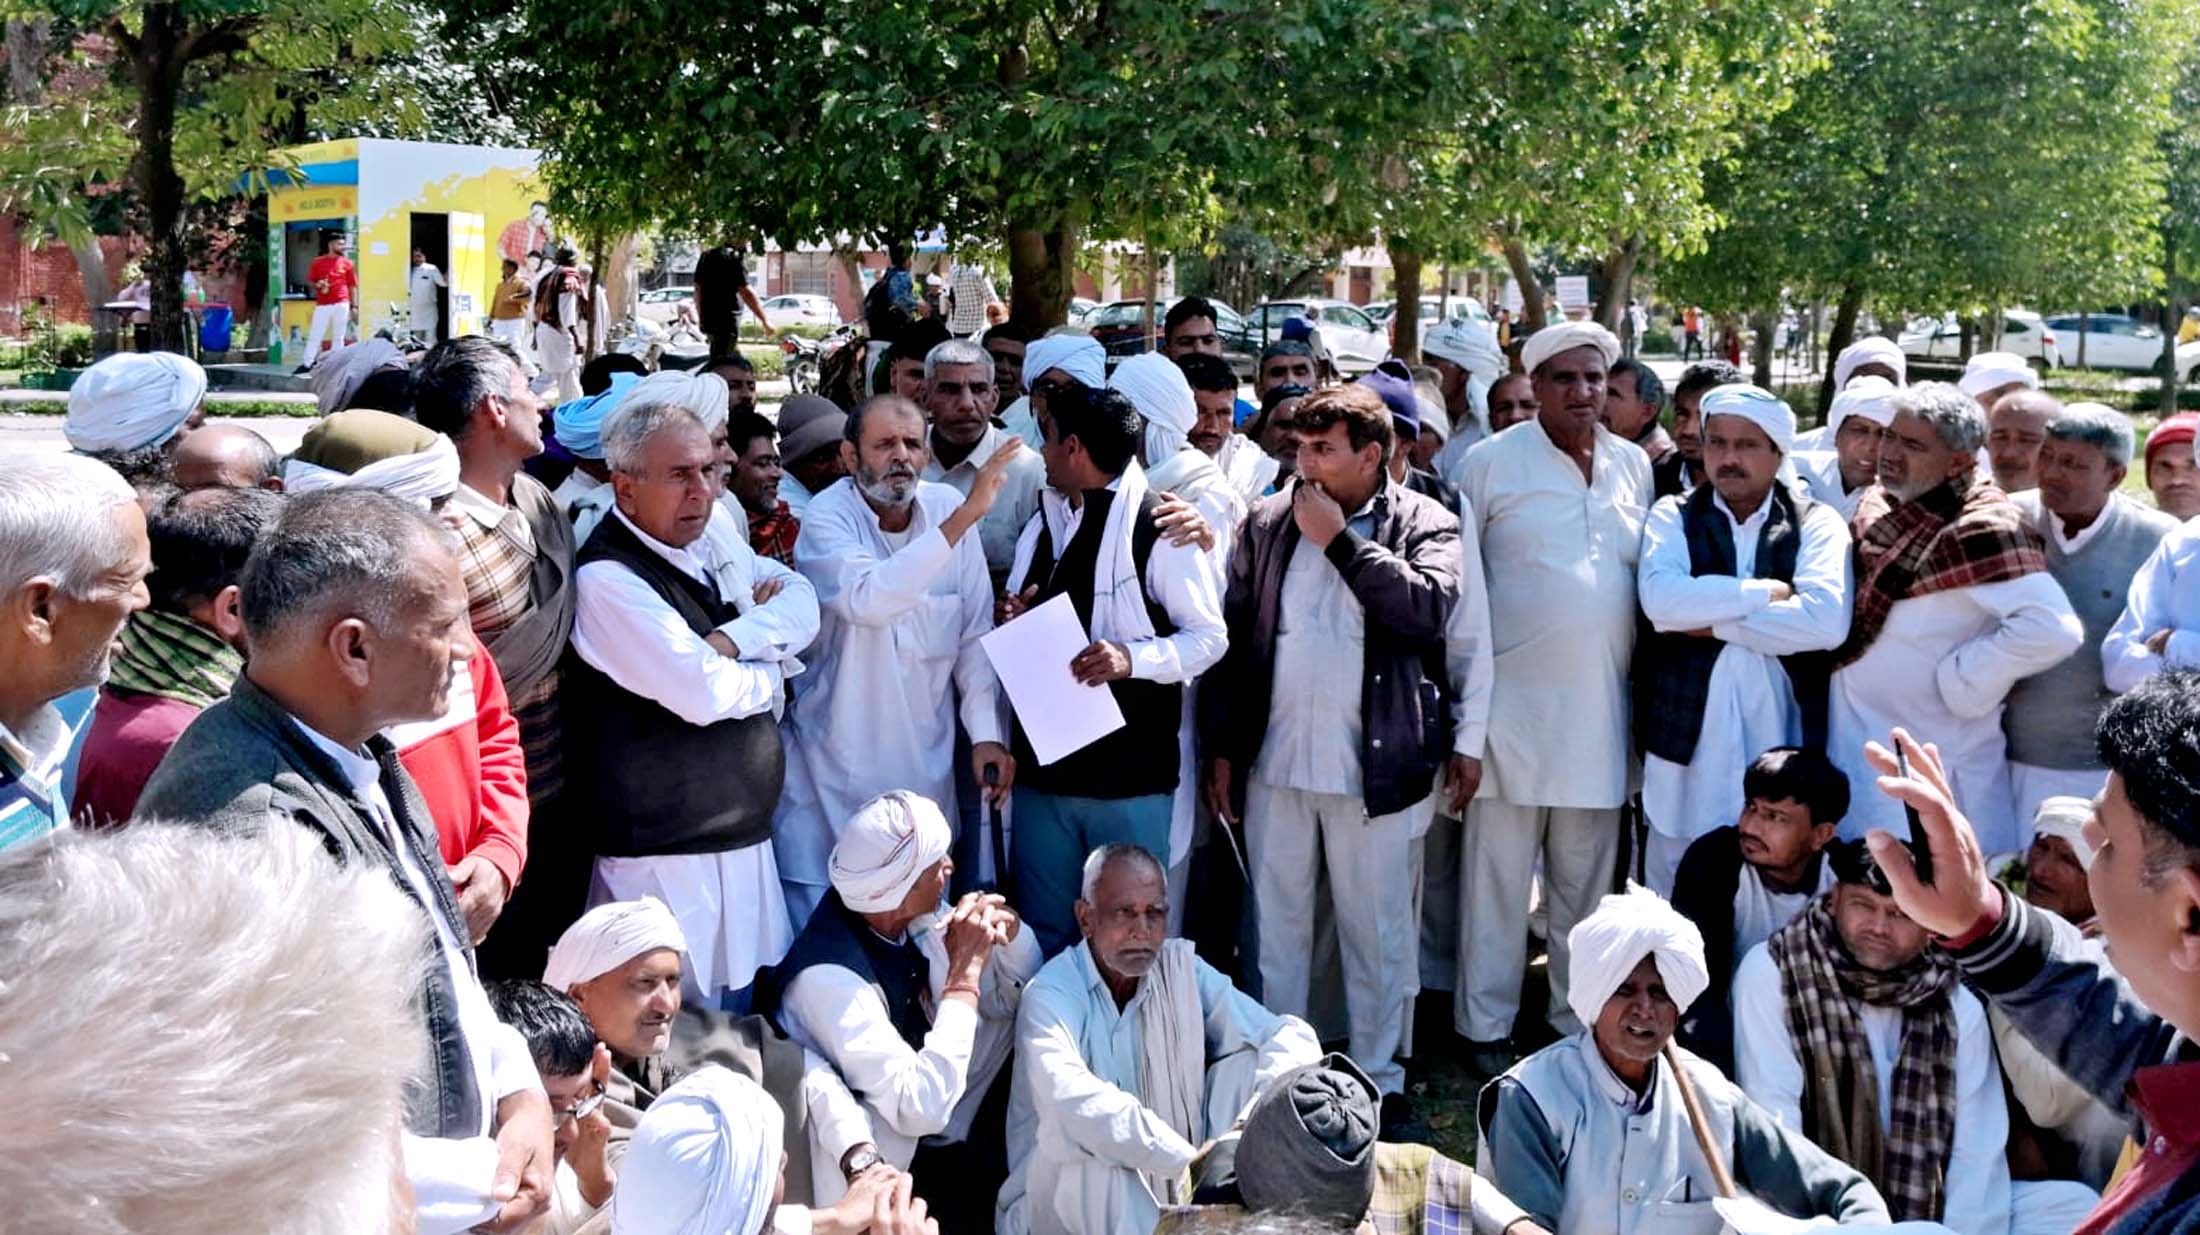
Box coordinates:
[1838,474,2045,666]
[1766,897,1959,1223]
[106,609,240,709]
[747,500,800,567]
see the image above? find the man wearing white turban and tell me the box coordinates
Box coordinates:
[612,1065,785,1235]
[921,338,1048,581]
[1112,350,1246,922]
[545,898,886,1214]
[1794,336,1910,456]
[1421,319,1501,481]
[998,332,1106,451]
[758,791,1040,1230]
[1453,318,1649,1070]
[1478,888,1890,1234]
[1960,351,2042,411]
[1795,375,1899,519]
[1634,383,1853,894]
[65,351,207,471]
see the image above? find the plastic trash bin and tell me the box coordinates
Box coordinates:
[196,303,234,354]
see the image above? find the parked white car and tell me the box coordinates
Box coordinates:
[635,284,695,326]
[1246,299,1389,375]
[1898,310,2061,370]
[2040,313,2168,373]
[760,293,841,329]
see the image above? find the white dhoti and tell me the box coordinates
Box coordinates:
[1457,801,1621,1040]
[535,322,580,403]
[1244,781,1429,1094]
[590,842,793,1005]
[302,302,351,367]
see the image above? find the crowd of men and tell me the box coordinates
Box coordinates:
[7,291,2200,1235]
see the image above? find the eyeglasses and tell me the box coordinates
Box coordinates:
[1031,377,1080,400]
[554,1080,607,1126]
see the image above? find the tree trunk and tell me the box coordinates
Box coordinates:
[1816,281,1866,421]
[1139,238,1157,353]
[2165,228,2181,416]
[128,5,191,353]
[1500,235,1545,331]
[1006,221,1077,331]
[4,18,51,102]
[1957,315,1976,363]
[1749,308,1776,389]
[1591,235,1641,331]
[2078,309,2090,369]
[68,236,117,355]
[1390,245,1423,364]
[605,233,638,325]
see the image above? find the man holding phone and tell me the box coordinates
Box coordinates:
[1863,671,2200,1235]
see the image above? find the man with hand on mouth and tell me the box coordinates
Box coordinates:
[1478,888,1889,1234]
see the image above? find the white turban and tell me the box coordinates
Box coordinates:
[1827,375,1899,436]
[66,351,207,452]
[612,1065,782,1235]
[1112,351,1197,462]
[1022,333,1106,389]
[543,896,687,991]
[2033,796,2097,871]
[283,434,460,505]
[308,338,408,414]
[1959,352,2041,399]
[1565,887,1712,1031]
[617,369,733,435]
[1698,383,1796,457]
[1831,337,1906,391]
[829,791,953,914]
[1423,318,1505,426]
[1519,321,1620,379]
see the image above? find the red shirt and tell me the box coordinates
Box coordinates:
[308,253,357,306]
[73,689,203,829]
[391,630,530,892]
[2076,1061,2200,1234]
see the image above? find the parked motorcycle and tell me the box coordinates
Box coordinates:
[781,332,822,395]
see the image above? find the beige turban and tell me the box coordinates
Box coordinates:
[1519,321,1620,378]
[829,791,953,913]
[543,896,687,990]
[283,408,460,505]
[66,352,207,452]
[1565,887,1711,1030]
[2033,797,2097,870]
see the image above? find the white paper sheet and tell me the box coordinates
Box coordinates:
[980,592,1126,765]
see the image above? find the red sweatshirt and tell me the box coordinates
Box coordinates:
[392,630,529,890]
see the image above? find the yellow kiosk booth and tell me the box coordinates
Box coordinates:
[267,138,546,359]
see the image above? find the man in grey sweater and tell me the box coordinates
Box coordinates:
[2005,403,2177,833]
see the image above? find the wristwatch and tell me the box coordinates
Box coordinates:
[842,1146,884,1180]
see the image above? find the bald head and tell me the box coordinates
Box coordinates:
[170,425,282,492]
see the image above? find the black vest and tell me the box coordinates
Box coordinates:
[564,513,784,856]
[1636,483,1828,763]
[1012,486,1181,799]
[754,890,933,1051]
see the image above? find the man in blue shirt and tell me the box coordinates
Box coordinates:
[0,453,151,849]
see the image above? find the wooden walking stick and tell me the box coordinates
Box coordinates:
[1665,1041,1740,1200]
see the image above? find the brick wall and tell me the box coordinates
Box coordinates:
[2,217,251,337]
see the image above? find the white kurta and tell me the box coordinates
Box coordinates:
[779,472,816,521]
[1731,861,1835,965]
[1828,575,2080,855]
[2103,516,2200,692]
[572,504,820,999]
[1636,490,1852,885]
[779,911,1042,1168]
[1212,431,1280,505]
[1145,445,1246,871]
[1456,417,1652,808]
[1793,449,1871,522]
[410,262,447,336]
[922,423,1048,579]
[774,479,1003,913]
[1732,943,2098,1235]
[1000,939,1320,1235]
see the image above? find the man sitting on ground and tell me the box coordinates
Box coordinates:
[1000,844,1320,1235]
[540,897,883,1212]
[1668,745,1848,1073]
[1734,840,2099,1234]
[758,791,1040,1231]
[486,979,619,1234]
[1478,888,1889,1233]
